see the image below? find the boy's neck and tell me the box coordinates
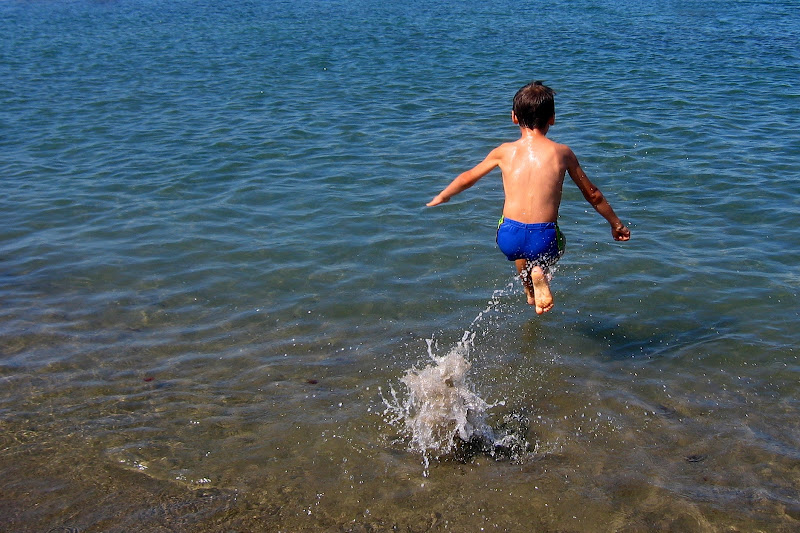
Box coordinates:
[519,125,549,137]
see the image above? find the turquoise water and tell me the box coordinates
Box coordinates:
[2,0,799,530]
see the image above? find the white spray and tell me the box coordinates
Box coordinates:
[383,332,497,460]
[382,284,530,472]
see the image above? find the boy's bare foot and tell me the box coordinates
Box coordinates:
[530,266,554,314]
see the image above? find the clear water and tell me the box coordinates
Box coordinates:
[2,0,799,530]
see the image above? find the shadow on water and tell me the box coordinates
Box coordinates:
[565,314,740,362]
[450,409,533,464]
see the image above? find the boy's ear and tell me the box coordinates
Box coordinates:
[511,111,519,125]
[549,114,556,126]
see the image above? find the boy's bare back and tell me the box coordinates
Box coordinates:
[492,128,569,224]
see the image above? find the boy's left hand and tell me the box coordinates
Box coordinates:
[612,224,631,241]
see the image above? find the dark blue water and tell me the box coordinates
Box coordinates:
[2,0,799,530]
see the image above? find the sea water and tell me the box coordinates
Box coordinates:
[2,0,800,531]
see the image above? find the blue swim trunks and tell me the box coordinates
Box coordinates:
[496,217,566,267]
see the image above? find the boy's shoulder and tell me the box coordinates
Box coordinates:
[495,140,518,152]
[491,136,574,164]
[542,137,575,159]
[486,140,518,160]
[512,134,573,154]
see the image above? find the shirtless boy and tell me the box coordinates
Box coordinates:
[427,81,630,314]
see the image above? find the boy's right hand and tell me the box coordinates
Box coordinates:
[426,194,449,207]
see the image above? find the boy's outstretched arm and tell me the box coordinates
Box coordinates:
[566,150,631,241]
[427,149,501,207]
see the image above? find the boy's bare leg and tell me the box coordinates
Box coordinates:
[516,259,554,314]
[515,259,536,306]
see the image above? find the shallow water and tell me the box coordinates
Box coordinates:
[2,0,799,531]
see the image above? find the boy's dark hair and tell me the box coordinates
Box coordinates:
[513,81,556,130]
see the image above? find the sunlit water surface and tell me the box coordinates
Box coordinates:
[2,0,799,530]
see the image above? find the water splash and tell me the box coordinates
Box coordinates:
[382,284,531,472]
[383,333,496,463]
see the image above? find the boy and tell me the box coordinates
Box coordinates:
[427,81,630,314]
